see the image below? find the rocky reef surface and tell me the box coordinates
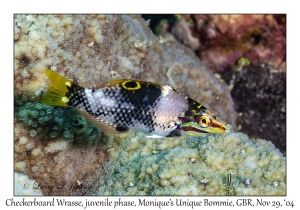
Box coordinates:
[96,130,285,195]
[14,14,285,195]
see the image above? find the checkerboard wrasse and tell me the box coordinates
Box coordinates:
[41,70,227,138]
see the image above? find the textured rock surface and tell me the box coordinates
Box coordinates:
[13,14,285,196]
[14,113,109,195]
[168,14,286,73]
[95,130,285,195]
[222,64,286,155]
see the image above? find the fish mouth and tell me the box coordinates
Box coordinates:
[181,126,210,134]
[209,119,227,133]
[202,110,227,133]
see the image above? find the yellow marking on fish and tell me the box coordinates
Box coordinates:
[61,96,69,103]
[121,80,141,91]
[197,104,202,109]
[162,85,172,97]
[181,112,185,117]
[65,81,71,87]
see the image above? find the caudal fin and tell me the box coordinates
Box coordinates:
[41,69,72,107]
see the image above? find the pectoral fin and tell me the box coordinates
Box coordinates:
[76,109,125,134]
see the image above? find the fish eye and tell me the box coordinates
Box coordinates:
[199,115,210,127]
